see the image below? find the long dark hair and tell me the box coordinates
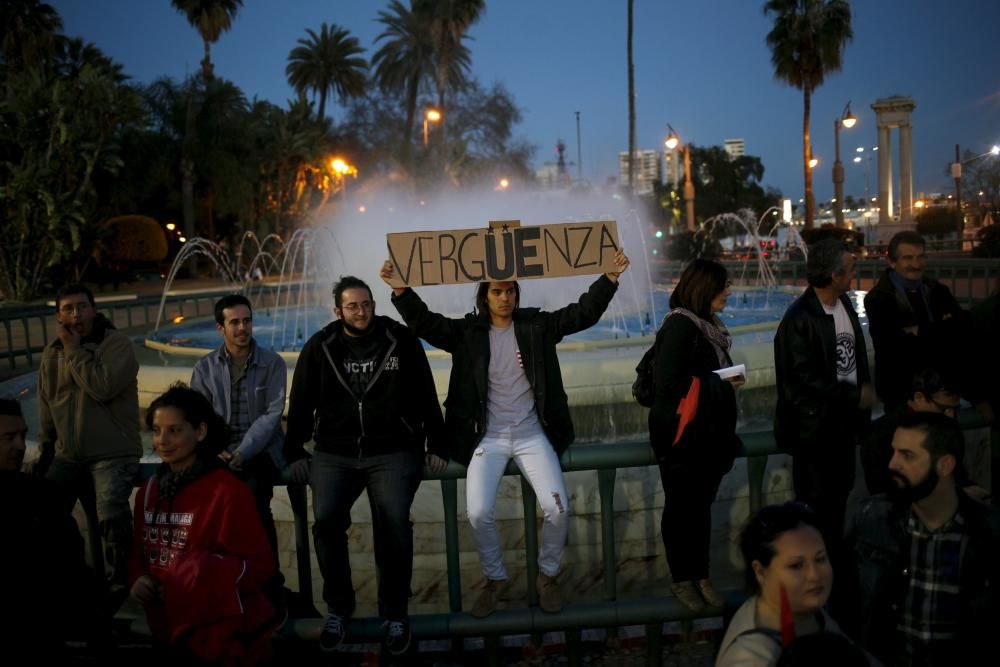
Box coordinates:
[669,259,728,320]
[145,383,229,462]
[475,281,520,316]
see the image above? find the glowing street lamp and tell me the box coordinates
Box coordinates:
[665,124,695,231]
[423,108,441,146]
[833,102,857,228]
[808,157,819,169]
[330,157,357,199]
[496,178,510,191]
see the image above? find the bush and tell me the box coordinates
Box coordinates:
[666,231,722,261]
[800,225,865,251]
[102,215,168,262]
[973,224,1000,258]
[915,207,961,236]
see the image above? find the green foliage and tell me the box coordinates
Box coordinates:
[686,145,777,222]
[286,23,368,121]
[973,224,1000,258]
[915,206,961,236]
[666,231,722,262]
[103,215,168,262]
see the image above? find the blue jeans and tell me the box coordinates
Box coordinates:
[46,455,139,587]
[310,450,423,620]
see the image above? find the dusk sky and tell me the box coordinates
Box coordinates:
[52,0,1000,204]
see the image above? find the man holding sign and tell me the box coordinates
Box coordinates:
[381,231,628,617]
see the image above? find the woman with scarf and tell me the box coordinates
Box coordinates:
[649,259,743,610]
[128,385,277,665]
[716,502,860,667]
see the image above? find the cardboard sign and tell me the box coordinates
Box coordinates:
[385,220,619,287]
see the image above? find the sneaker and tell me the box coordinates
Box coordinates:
[670,581,706,611]
[536,572,563,613]
[697,579,725,607]
[471,578,501,618]
[319,613,346,652]
[383,618,412,656]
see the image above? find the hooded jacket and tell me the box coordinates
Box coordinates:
[283,315,446,462]
[37,313,141,462]
[391,274,618,465]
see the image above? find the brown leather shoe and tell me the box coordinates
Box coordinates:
[671,581,706,611]
[471,578,501,618]
[696,579,725,607]
[536,572,563,613]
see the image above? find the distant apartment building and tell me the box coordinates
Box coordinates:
[664,148,680,190]
[618,149,662,195]
[724,138,745,160]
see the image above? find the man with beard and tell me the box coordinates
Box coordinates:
[847,412,1000,666]
[191,294,288,621]
[284,276,447,656]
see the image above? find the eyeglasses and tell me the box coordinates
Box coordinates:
[58,303,92,315]
[341,301,373,313]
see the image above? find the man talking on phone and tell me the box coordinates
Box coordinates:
[36,283,141,618]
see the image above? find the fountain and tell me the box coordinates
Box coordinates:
[5,189,834,616]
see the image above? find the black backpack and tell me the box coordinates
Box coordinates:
[632,344,656,408]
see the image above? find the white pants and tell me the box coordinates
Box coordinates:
[466,430,569,580]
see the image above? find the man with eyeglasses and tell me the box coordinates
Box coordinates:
[36,283,141,615]
[284,275,446,656]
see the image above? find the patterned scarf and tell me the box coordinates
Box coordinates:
[665,307,733,368]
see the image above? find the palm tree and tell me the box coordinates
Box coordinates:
[372,0,435,153]
[285,23,367,122]
[0,0,63,69]
[764,0,852,228]
[416,0,484,134]
[627,0,636,197]
[171,0,243,81]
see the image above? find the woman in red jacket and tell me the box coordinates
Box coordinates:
[129,384,277,665]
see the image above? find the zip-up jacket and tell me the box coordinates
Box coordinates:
[391,274,619,465]
[773,287,871,455]
[37,313,141,462]
[283,316,446,462]
[191,339,287,469]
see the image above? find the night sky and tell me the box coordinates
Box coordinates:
[52,0,1000,203]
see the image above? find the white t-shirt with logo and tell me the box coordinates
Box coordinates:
[822,299,858,386]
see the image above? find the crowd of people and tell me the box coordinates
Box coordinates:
[1,230,998,666]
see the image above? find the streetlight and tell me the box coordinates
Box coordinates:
[423,108,441,146]
[950,143,1000,234]
[665,124,695,231]
[832,102,857,228]
[331,157,358,200]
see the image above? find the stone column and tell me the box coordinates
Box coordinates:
[899,123,914,223]
[878,124,893,224]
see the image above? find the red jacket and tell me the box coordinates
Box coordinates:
[129,466,275,664]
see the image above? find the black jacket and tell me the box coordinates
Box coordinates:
[647,314,740,470]
[773,287,871,455]
[846,492,1000,665]
[864,269,968,407]
[283,316,446,461]
[392,275,619,465]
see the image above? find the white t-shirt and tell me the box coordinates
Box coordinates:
[822,299,858,386]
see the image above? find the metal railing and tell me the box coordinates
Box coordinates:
[104,408,995,665]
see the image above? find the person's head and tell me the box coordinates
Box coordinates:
[776,632,870,667]
[55,283,97,338]
[907,368,961,418]
[740,502,832,616]
[0,398,27,472]
[476,281,520,325]
[213,294,253,354]
[887,231,926,281]
[888,411,964,505]
[669,259,730,320]
[145,384,228,472]
[333,276,375,336]
[806,239,855,294]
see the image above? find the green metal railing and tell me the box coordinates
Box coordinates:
[107,409,994,665]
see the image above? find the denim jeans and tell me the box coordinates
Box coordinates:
[235,455,285,604]
[46,455,139,587]
[310,449,423,620]
[466,430,569,580]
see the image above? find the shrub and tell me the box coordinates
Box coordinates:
[102,215,168,262]
[915,207,961,236]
